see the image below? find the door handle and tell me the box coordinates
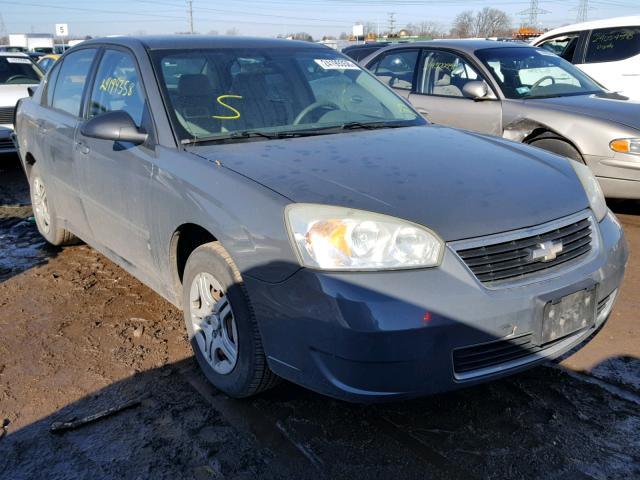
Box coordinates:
[36,120,47,135]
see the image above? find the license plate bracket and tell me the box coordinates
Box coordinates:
[541,288,596,345]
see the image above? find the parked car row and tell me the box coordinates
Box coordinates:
[14,36,627,402]
[360,39,640,199]
[533,16,640,100]
[0,52,42,153]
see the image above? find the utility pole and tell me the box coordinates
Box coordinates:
[387,12,396,36]
[187,0,194,34]
[575,0,591,22]
[518,0,549,29]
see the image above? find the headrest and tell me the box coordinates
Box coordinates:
[177,74,212,96]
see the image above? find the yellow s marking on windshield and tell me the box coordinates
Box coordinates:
[212,94,242,119]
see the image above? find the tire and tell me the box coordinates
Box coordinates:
[182,242,279,398]
[528,134,583,162]
[29,163,78,246]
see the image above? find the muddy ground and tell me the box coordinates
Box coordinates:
[1,155,639,480]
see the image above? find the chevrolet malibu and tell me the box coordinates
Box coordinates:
[15,36,627,402]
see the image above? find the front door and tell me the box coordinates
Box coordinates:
[408,49,502,135]
[366,48,420,100]
[76,48,157,275]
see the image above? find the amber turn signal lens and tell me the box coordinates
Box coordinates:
[609,139,630,153]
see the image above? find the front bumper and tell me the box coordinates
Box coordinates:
[245,211,628,402]
[586,152,640,199]
[0,124,17,153]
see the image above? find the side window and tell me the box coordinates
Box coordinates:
[88,49,147,127]
[538,33,580,61]
[43,60,62,107]
[368,49,419,90]
[585,27,640,63]
[51,48,97,116]
[418,50,482,98]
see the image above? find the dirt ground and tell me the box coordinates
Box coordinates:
[1,155,639,480]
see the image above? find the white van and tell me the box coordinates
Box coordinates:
[533,16,640,100]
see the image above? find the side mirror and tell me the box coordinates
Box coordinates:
[462,80,493,101]
[80,110,148,145]
[27,86,37,97]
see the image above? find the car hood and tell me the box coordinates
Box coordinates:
[188,126,589,241]
[527,93,640,131]
[0,84,35,110]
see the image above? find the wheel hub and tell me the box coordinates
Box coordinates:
[189,272,238,375]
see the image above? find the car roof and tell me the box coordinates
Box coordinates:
[535,15,640,43]
[80,35,328,51]
[342,42,390,51]
[0,51,30,58]
[376,39,530,55]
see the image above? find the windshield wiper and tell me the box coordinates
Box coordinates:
[181,130,279,145]
[340,121,411,130]
[182,121,414,146]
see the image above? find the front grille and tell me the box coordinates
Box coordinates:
[0,106,14,124]
[456,216,592,284]
[0,138,14,149]
[453,333,565,375]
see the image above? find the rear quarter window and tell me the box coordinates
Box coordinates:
[585,26,640,63]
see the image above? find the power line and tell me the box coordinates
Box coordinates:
[187,0,194,33]
[575,0,593,22]
[387,12,396,35]
[518,0,549,28]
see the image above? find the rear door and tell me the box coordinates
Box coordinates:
[366,48,420,99]
[76,47,157,274]
[42,47,98,236]
[408,49,502,135]
[577,26,640,97]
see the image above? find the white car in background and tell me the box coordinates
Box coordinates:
[533,16,640,100]
[0,52,42,154]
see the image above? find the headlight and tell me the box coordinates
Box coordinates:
[610,138,640,155]
[570,162,607,222]
[285,204,444,271]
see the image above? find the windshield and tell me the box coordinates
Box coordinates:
[475,47,603,99]
[0,56,42,84]
[151,47,424,142]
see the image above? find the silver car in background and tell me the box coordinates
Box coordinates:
[363,40,640,199]
[0,52,42,154]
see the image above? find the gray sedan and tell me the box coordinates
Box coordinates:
[363,40,640,199]
[15,36,627,402]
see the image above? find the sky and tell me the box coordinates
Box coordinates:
[0,0,638,39]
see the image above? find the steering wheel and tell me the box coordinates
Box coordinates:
[6,75,31,84]
[293,101,340,125]
[530,75,556,91]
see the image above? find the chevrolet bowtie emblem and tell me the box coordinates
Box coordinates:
[529,240,563,263]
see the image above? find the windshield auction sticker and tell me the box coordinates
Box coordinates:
[6,57,32,64]
[314,59,360,70]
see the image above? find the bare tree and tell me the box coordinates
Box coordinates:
[451,8,511,38]
[407,20,443,38]
[338,31,349,40]
[419,20,444,38]
[289,32,314,42]
[225,27,240,36]
[451,10,475,38]
[474,7,512,37]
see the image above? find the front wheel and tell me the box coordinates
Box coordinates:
[528,134,583,162]
[182,242,279,397]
